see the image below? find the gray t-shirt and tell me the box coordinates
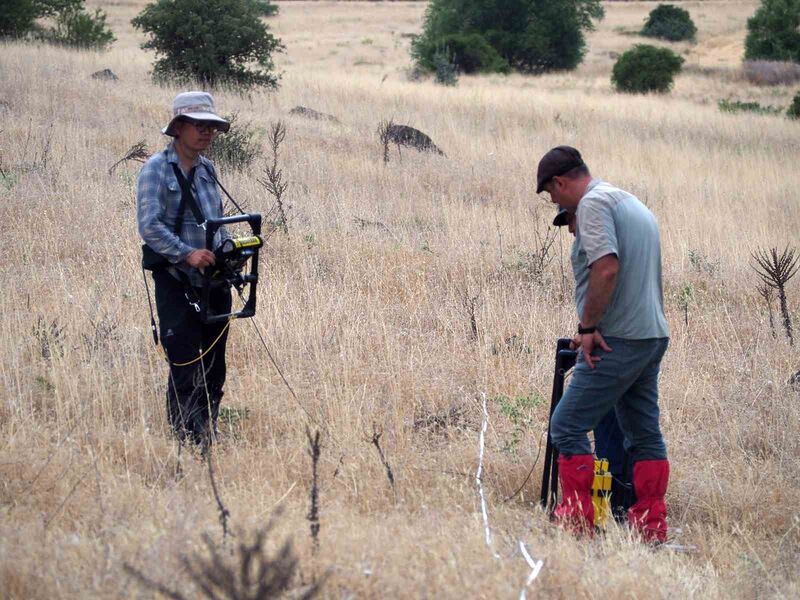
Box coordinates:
[572,180,669,340]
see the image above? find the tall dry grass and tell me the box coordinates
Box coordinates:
[1,1,799,598]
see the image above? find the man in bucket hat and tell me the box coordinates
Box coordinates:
[137,91,232,446]
[538,146,670,542]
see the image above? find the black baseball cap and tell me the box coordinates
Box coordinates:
[553,207,569,227]
[536,146,586,194]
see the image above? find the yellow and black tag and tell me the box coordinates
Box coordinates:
[592,458,613,528]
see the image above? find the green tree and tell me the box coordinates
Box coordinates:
[744,0,800,62]
[251,0,278,17]
[1,0,82,38]
[132,0,283,89]
[411,0,604,75]
[611,44,684,94]
[0,0,39,37]
[641,4,697,42]
[788,92,800,118]
[49,6,115,49]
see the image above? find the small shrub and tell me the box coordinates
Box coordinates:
[718,98,783,115]
[612,44,684,94]
[432,47,458,85]
[132,0,283,89]
[742,60,800,85]
[48,7,115,49]
[251,0,278,17]
[788,92,800,118]
[435,33,510,74]
[745,0,800,63]
[1,0,112,49]
[203,113,262,172]
[495,393,544,454]
[641,4,697,42]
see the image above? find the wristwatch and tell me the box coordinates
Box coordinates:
[577,324,596,335]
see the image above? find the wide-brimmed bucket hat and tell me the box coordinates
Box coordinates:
[162,91,230,137]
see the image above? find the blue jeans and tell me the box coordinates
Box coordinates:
[551,337,669,462]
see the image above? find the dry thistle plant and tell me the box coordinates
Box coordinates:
[206,446,231,541]
[258,121,290,236]
[370,424,396,494]
[756,282,777,338]
[125,518,320,600]
[32,316,65,361]
[458,287,482,342]
[377,118,395,164]
[751,245,799,345]
[108,140,150,175]
[305,428,321,554]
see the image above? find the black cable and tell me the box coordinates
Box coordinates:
[141,267,159,346]
[203,165,247,215]
[234,288,327,435]
[503,428,548,503]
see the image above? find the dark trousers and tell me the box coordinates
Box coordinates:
[153,270,232,445]
[594,409,636,516]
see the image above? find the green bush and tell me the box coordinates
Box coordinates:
[203,113,262,172]
[47,7,114,49]
[788,92,800,118]
[641,4,697,42]
[0,0,38,37]
[251,0,278,17]
[436,33,510,74]
[612,44,684,93]
[745,0,800,63]
[132,0,283,89]
[717,99,783,115]
[432,48,458,85]
[411,0,604,75]
[1,0,111,48]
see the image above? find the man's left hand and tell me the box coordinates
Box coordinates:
[571,330,612,369]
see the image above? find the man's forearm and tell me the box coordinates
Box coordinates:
[581,257,618,327]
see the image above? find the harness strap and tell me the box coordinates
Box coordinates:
[170,163,206,228]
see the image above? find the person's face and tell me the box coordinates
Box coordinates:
[544,175,579,210]
[567,212,577,236]
[173,119,221,152]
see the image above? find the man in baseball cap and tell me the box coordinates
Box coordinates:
[537,146,671,542]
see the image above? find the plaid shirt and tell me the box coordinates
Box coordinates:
[137,142,229,288]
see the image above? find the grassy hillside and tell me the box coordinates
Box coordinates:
[1,1,798,598]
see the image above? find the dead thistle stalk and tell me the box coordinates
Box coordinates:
[751,245,799,345]
[377,118,394,165]
[370,424,396,494]
[458,287,482,342]
[756,282,777,338]
[108,141,150,175]
[206,446,231,541]
[258,121,290,236]
[125,517,320,600]
[305,428,321,554]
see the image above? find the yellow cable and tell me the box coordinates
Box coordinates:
[160,318,233,367]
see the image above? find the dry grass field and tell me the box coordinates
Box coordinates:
[1,0,800,597]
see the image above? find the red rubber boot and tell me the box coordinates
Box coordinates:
[553,454,595,535]
[628,459,669,543]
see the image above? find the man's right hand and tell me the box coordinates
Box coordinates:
[185,249,216,269]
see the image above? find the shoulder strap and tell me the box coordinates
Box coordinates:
[170,163,206,228]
